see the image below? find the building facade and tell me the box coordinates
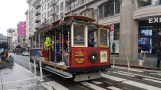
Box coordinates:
[25,9,30,51]
[26,0,66,50]
[0,33,7,44]
[65,0,161,60]
[7,28,16,50]
[26,0,66,35]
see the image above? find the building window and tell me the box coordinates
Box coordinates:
[137,0,151,8]
[137,0,161,8]
[99,0,120,19]
[56,15,59,20]
[45,12,46,18]
[48,11,49,17]
[115,0,120,14]
[60,2,64,10]
[60,12,64,18]
[56,5,59,12]
[99,5,104,19]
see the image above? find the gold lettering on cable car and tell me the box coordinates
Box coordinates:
[75,51,85,64]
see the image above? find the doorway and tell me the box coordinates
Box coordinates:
[138,20,161,57]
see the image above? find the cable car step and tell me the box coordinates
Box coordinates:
[74,72,101,82]
[44,66,73,78]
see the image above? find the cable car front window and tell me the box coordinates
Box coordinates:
[73,24,85,46]
[99,29,108,47]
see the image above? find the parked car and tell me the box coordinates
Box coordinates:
[22,52,30,56]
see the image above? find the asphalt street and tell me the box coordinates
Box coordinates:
[7,54,161,90]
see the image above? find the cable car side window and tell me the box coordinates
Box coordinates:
[73,24,86,46]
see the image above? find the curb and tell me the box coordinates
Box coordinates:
[115,64,160,71]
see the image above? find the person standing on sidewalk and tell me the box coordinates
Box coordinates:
[157,49,161,68]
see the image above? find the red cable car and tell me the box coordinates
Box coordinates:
[30,15,111,82]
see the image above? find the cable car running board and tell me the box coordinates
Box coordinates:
[74,72,101,82]
[44,66,73,78]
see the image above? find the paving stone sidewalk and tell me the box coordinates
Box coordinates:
[0,63,47,90]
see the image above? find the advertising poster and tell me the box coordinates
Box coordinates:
[110,40,119,54]
[31,49,42,56]
[138,38,152,53]
[19,22,25,36]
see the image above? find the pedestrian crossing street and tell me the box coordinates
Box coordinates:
[12,54,161,90]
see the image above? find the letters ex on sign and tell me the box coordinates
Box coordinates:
[148,17,161,23]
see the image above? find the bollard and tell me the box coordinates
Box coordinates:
[29,62,31,72]
[34,60,37,75]
[112,56,115,68]
[127,57,130,70]
[39,61,44,81]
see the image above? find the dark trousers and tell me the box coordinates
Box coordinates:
[157,60,160,67]
[157,57,161,67]
[51,52,62,63]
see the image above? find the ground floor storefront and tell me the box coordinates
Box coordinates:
[110,17,161,68]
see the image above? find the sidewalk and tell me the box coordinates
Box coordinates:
[0,63,47,90]
[111,56,160,70]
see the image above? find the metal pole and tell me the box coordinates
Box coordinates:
[29,62,31,72]
[34,60,37,75]
[39,61,44,81]
[112,56,115,68]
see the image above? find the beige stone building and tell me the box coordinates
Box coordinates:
[65,0,161,60]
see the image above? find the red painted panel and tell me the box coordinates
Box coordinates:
[71,47,110,68]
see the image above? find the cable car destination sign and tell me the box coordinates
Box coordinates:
[74,51,85,64]
[148,17,161,23]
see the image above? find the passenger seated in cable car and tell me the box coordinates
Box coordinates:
[75,35,84,44]
[63,40,68,66]
[51,39,62,63]
[88,38,96,47]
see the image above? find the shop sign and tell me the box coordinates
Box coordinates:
[74,51,85,64]
[148,17,161,23]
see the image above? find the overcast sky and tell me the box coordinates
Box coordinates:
[0,0,28,36]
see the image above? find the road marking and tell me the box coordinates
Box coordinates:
[115,66,161,73]
[112,71,135,77]
[123,80,161,90]
[102,74,161,90]
[112,71,161,84]
[114,66,143,72]
[101,74,126,82]
[116,71,161,81]
[143,78,161,84]
[150,73,161,76]
[81,82,106,90]
[44,81,69,90]
[91,81,103,85]
[107,86,123,90]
